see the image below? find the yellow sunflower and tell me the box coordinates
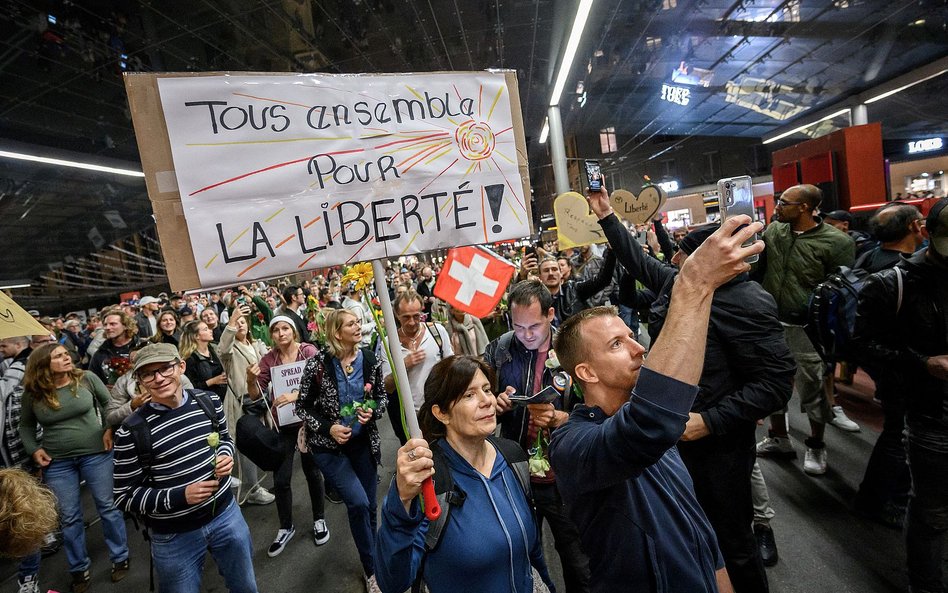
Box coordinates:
[342,262,374,292]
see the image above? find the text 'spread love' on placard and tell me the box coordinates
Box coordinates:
[270,360,306,428]
[125,72,532,290]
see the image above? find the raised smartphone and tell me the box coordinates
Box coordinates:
[585,159,602,192]
[717,175,759,264]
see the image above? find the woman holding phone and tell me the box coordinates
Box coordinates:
[218,302,273,505]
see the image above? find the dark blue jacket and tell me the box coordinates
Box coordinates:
[374,440,554,593]
[549,367,723,593]
[484,331,579,449]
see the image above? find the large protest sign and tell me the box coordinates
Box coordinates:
[124,71,532,290]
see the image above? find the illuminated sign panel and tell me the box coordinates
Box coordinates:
[658,180,679,192]
[660,84,691,106]
[908,138,944,154]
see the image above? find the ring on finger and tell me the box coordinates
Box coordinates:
[407,448,417,461]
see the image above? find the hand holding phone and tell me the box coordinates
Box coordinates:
[717,175,759,264]
[585,160,602,192]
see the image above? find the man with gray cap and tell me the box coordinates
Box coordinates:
[587,186,794,592]
[853,197,948,593]
[135,296,160,339]
[112,343,259,593]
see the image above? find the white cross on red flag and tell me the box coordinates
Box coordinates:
[433,246,515,318]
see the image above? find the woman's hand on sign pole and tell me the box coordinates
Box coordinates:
[396,438,434,513]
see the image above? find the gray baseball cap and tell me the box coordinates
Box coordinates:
[132,343,180,375]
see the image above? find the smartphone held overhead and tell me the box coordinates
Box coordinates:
[717,175,759,263]
[585,160,602,192]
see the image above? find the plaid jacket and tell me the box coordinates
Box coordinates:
[1,352,33,468]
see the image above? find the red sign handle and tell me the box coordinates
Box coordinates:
[421,476,441,521]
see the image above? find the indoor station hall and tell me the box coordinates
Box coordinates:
[1,2,947,593]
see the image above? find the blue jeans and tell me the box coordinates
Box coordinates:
[313,433,378,576]
[43,451,128,573]
[150,500,258,593]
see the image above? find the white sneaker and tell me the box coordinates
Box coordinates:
[243,487,275,506]
[756,435,797,459]
[364,574,382,593]
[267,527,295,557]
[18,575,39,593]
[313,519,330,546]
[804,446,828,475]
[831,406,860,432]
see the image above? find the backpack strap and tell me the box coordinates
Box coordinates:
[487,435,532,504]
[189,390,220,433]
[422,440,457,553]
[894,266,904,314]
[485,331,515,382]
[426,322,444,360]
[122,410,154,479]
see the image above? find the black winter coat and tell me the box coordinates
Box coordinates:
[599,214,795,438]
[853,249,948,419]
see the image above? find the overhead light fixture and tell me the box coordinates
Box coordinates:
[539,118,550,144]
[762,108,850,144]
[549,0,596,106]
[0,282,31,290]
[864,68,948,104]
[0,150,145,177]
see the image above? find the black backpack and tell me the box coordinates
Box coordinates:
[805,263,903,363]
[412,436,532,591]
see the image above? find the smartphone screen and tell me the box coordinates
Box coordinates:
[717,175,759,263]
[585,160,602,192]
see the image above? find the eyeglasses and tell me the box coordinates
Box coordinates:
[776,198,807,207]
[136,360,179,384]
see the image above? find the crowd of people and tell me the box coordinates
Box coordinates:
[1,185,946,593]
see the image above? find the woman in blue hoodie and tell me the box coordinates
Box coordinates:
[375,355,555,593]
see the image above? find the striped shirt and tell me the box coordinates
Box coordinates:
[113,390,234,534]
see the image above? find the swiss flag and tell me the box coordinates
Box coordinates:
[434,246,515,318]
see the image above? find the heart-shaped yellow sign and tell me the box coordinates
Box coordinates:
[554,192,607,249]
[611,186,667,225]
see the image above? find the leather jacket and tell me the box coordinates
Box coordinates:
[853,249,948,418]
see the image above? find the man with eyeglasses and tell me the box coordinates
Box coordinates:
[381,291,452,444]
[113,343,259,593]
[753,184,854,475]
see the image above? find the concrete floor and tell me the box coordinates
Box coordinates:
[0,373,923,593]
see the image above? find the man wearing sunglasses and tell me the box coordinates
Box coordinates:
[112,343,259,593]
[753,184,855,475]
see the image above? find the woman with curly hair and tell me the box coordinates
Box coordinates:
[18,344,129,593]
[296,309,387,593]
[0,467,58,558]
